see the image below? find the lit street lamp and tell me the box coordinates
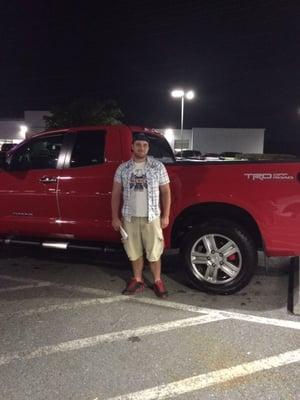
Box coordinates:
[171,89,195,157]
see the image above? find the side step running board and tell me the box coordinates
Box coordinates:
[0,238,122,254]
[42,242,68,250]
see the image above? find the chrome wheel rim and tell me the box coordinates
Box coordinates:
[190,233,242,285]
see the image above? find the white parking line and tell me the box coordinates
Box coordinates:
[0,314,227,367]
[0,296,130,318]
[106,349,300,400]
[224,312,300,330]
[0,282,51,293]
[0,274,114,297]
[135,298,214,314]
[53,283,114,297]
[0,274,41,283]
[135,298,300,330]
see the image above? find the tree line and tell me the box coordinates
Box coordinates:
[44,98,123,129]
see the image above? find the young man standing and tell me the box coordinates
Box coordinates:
[111,133,171,298]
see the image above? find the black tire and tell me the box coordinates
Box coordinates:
[180,219,257,294]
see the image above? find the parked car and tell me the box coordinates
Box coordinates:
[175,149,202,159]
[220,152,243,159]
[1,143,16,152]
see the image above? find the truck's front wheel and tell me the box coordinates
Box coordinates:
[180,220,257,294]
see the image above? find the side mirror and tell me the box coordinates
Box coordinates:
[0,151,7,169]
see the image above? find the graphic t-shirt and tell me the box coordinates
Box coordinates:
[129,161,148,217]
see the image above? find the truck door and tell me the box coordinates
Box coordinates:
[57,129,120,242]
[0,133,64,237]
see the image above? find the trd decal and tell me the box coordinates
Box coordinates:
[244,173,294,181]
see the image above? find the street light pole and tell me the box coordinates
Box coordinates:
[171,89,195,158]
[180,95,184,158]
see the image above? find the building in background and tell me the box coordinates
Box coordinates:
[24,111,51,136]
[163,127,265,154]
[0,110,51,150]
[0,119,27,148]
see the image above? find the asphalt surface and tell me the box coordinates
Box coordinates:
[0,247,299,400]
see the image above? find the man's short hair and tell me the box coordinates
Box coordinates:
[132,133,150,144]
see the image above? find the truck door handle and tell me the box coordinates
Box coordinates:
[39,176,57,184]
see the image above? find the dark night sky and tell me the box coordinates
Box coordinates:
[1,0,300,152]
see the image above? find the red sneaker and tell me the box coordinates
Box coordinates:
[153,279,168,298]
[122,278,144,295]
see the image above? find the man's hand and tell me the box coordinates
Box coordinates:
[112,217,122,231]
[160,216,169,229]
[160,183,171,230]
[111,181,122,231]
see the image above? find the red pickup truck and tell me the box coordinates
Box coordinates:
[0,125,299,294]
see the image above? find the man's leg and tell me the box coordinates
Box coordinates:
[122,255,144,295]
[142,218,168,298]
[149,258,168,298]
[132,256,144,281]
[122,218,145,295]
[149,259,161,282]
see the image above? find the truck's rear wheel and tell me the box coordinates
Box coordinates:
[180,220,257,294]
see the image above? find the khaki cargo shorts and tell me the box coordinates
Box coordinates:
[122,217,164,262]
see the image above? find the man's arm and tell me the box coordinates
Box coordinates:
[111,180,123,231]
[160,183,171,229]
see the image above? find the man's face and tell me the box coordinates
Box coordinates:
[132,140,149,159]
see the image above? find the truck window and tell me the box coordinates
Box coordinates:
[70,131,106,168]
[133,132,175,163]
[9,135,63,171]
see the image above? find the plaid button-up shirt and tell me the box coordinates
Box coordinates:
[114,157,170,222]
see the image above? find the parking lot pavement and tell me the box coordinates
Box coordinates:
[0,248,299,399]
